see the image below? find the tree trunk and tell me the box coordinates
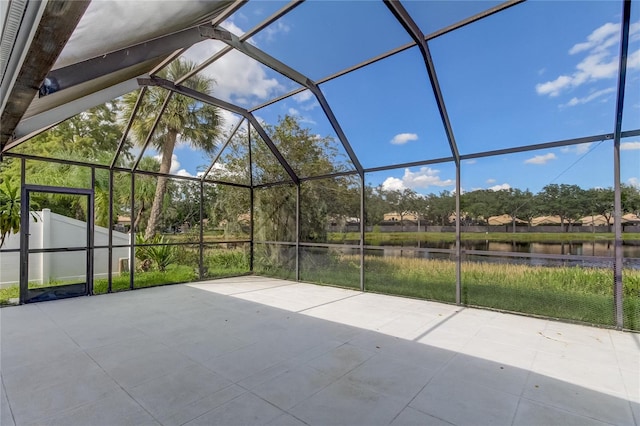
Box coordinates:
[144,131,177,240]
[133,200,145,232]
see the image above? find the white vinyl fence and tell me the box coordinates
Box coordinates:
[0,210,129,288]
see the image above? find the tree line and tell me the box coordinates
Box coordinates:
[365,184,640,229]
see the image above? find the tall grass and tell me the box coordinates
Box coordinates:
[298,253,640,330]
[204,248,250,278]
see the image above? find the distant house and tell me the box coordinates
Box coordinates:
[623,213,640,224]
[487,214,526,226]
[114,215,131,232]
[448,212,472,224]
[579,215,611,226]
[383,211,420,222]
[580,213,640,225]
[531,215,566,226]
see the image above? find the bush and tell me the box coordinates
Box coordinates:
[135,234,177,272]
[206,248,249,270]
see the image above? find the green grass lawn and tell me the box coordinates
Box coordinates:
[1,249,251,304]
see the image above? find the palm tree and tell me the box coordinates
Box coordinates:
[122,59,223,239]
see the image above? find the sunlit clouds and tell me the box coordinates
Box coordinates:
[524,153,557,165]
[390,133,418,145]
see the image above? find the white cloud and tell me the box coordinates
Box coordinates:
[486,178,496,184]
[536,75,573,97]
[262,20,290,42]
[561,143,593,154]
[621,141,640,150]
[629,49,640,70]
[300,101,320,111]
[488,183,511,191]
[463,159,477,165]
[206,163,230,178]
[154,153,183,174]
[292,89,319,111]
[524,153,557,165]
[569,22,620,55]
[175,169,193,177]
[536,21,640,98]
[381,177,405,191]
[562,87,615,107]
[286,107,316,125]
[390,133,418,145]
[628,177,640,188]
[293,90,313,103]
[381,167,454,191]
[182,21,284,105]
[219,109,243,135]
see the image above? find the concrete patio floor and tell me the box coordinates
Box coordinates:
[1,275,638,426]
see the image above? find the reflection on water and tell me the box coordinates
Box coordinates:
[355,239,640,269]
[367,239,640,257]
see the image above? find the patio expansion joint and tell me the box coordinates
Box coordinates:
[69,342,162,424]
[32,303,84,352]
[388,353,458,425]
[295,291,364,314]
[515,394,632,426]
[235,385,312,426]
[508,350,541,426]
[607,330,640,421]
[1,374,17,426]
[218,281,297,297]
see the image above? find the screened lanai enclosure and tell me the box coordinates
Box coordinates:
[1,0,639,331]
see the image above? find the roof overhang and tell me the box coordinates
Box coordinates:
[0,0,89,150]
[0,0,241,153]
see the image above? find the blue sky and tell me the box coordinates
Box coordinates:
[135,1,639,195]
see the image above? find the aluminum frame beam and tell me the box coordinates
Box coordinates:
[139,76,299,185]
[249,1,523,113]
[2,151,253,189]
[41,24,215,96]
[111,87,148,169]
[612,0,631,329]
[384,0,460,164]
[0,0,90,149]
[308,85,364,175]
[201,118,245,180]
[38,1,246,97]
[131,92,174,171]
[6,78,141,150]
[206,27,364,176]
[175,1,303,85]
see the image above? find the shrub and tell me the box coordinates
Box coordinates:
[135,234,177,272]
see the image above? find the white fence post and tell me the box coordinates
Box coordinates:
[41,209,51,285]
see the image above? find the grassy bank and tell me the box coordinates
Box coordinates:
[297,252,640,330]
[328,231,640,244]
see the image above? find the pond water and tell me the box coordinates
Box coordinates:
[374,240,640,258]
[339,239,640,269]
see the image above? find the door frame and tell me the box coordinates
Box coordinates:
[19,184,94,304]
